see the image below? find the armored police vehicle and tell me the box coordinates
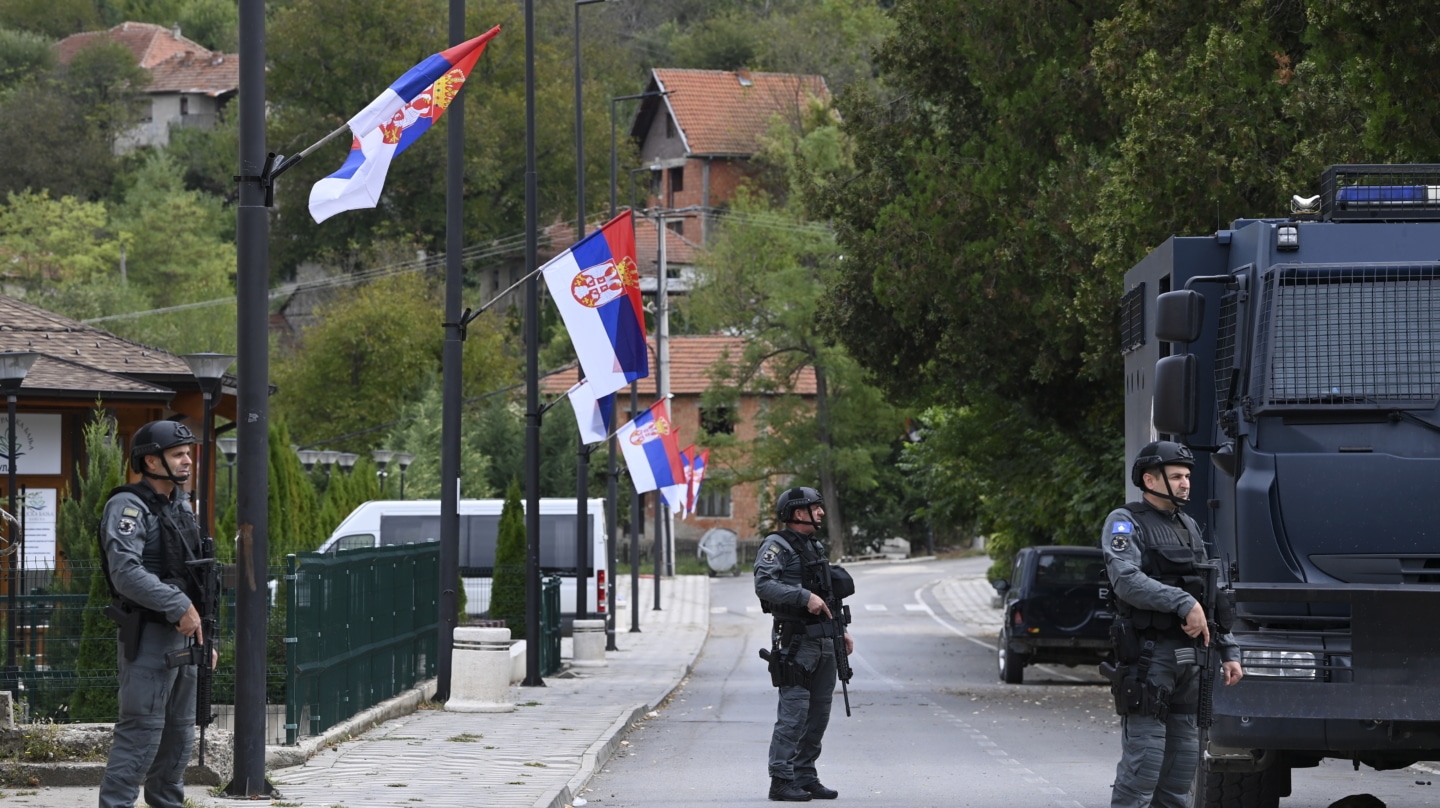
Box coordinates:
[1123,164,1440,807]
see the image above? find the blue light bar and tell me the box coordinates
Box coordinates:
[1336,184,1437,205]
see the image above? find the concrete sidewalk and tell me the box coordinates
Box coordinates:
[0,574,709,808]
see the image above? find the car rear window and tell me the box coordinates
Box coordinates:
[1033,554,1107,590]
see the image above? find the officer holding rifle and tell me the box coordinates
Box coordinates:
[755,486,854,802]
[1103,441,1243,808]
[97,420,217,808]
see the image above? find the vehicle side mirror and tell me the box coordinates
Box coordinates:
[1155,290,1205,343]
[1153,354,1197,436]
[991,579,1009,594]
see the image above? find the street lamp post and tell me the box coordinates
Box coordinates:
[336,453,359,475]
[372,449,394,496]
[182,352,235,538]
[394,453,415,500]
[318,450,339,477]
[296,449,319,474]
[217,436,238,498]
[0,351,37,679]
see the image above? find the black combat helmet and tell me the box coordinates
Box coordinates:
[775,486,823,527]
[131,419,197,480]
[1131,440,1194,506]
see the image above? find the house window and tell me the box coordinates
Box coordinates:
[695,486,732,518]
[665,114,675,139]
[650,169,663,197]
[670,166,684,193]
[180,97,189,116]
[700,405,734,436]
[667,220,684,237]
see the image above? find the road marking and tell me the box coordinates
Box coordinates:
[710,607,728,614]
[864,604,887,612]
[904,603,926,611]
[745,605,763,613]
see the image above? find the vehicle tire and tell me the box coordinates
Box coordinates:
[997,628,1027,684]
[1199,763,1286,808]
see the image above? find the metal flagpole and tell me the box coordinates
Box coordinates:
[434,0,466,703]
[522,0,545,687]
[227,0,275,795]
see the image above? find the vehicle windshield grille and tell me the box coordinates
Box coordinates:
[1254,263,1440,407]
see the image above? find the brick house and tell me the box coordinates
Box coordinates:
[542,334,815,552]
[54,22,239,150]
[630,68,830,245]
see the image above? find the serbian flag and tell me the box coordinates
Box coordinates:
[541,211,648,397]
[678,445,696,517]
[617,399,686,509]
[688,447,709,516]
[309,26,501,223]
[566,378,615,445]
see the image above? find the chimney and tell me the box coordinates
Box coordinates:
[171,23,182,39]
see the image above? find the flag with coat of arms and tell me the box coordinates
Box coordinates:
[617,399,687,510]
[687,446,709,517]
[541,211,649,398]
[309,26,501,223]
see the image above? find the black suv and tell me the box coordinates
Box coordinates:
[992,545,1113,684]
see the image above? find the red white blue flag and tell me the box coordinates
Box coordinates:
[542,211,649,397]
[566,378,615,445]
[309,26,501,223]
[687,447,709,517]
[617,399,686,509]
[679,445,696,517]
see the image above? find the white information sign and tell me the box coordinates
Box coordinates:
[19,487,56,570]
[0,413,61,475]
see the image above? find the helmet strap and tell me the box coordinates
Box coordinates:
[1141,469,1187,509]
[141,454,187,487]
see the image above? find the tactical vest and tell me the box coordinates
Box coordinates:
[98,482,204,619]
[762,529,852,625]
[1114,501,1207,633]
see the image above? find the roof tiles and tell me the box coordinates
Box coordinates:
[650,69,829,156]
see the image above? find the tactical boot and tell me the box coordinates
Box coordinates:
[804,782,839,800]
[769,777,813,801]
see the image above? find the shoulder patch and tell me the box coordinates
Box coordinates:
[761,548,777,564]
[121,506,141,519]
[1110,534,1128,552]
[117,518,136,537]
[1111,520,1133,535]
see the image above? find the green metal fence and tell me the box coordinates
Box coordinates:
[285,543,438,745]
[540,575,560,676]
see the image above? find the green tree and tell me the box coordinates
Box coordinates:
[67,408,127,723]
[686,112,906,555]
[0,38,149,199]
[0,0,100,38]
[0,26,53,90]
[489,479,525,638]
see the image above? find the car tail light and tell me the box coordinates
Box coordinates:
[1012,610,1023,625]
[596,569,607,614]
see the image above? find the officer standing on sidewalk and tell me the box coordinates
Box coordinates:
[97,420,210,808]
[755,486,854,802]
[1104,441,1243,808]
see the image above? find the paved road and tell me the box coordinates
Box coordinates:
[582,557,1439,808]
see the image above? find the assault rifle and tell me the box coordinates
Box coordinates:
[829,598,853,717]
[166,537,220,766]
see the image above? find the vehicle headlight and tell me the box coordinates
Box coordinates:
[1241,649,1319,679]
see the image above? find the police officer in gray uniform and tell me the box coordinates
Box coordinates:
[755,487,853,802]
[1104,441,1243,808]
[97,420,211,808]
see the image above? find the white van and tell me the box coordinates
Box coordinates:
[317,498,609,621]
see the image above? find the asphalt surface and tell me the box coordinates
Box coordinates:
[2,557,1436,807]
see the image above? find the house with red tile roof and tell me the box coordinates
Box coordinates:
[629,68,830,245]
[542,334,815,552]
[54,22,238,149]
